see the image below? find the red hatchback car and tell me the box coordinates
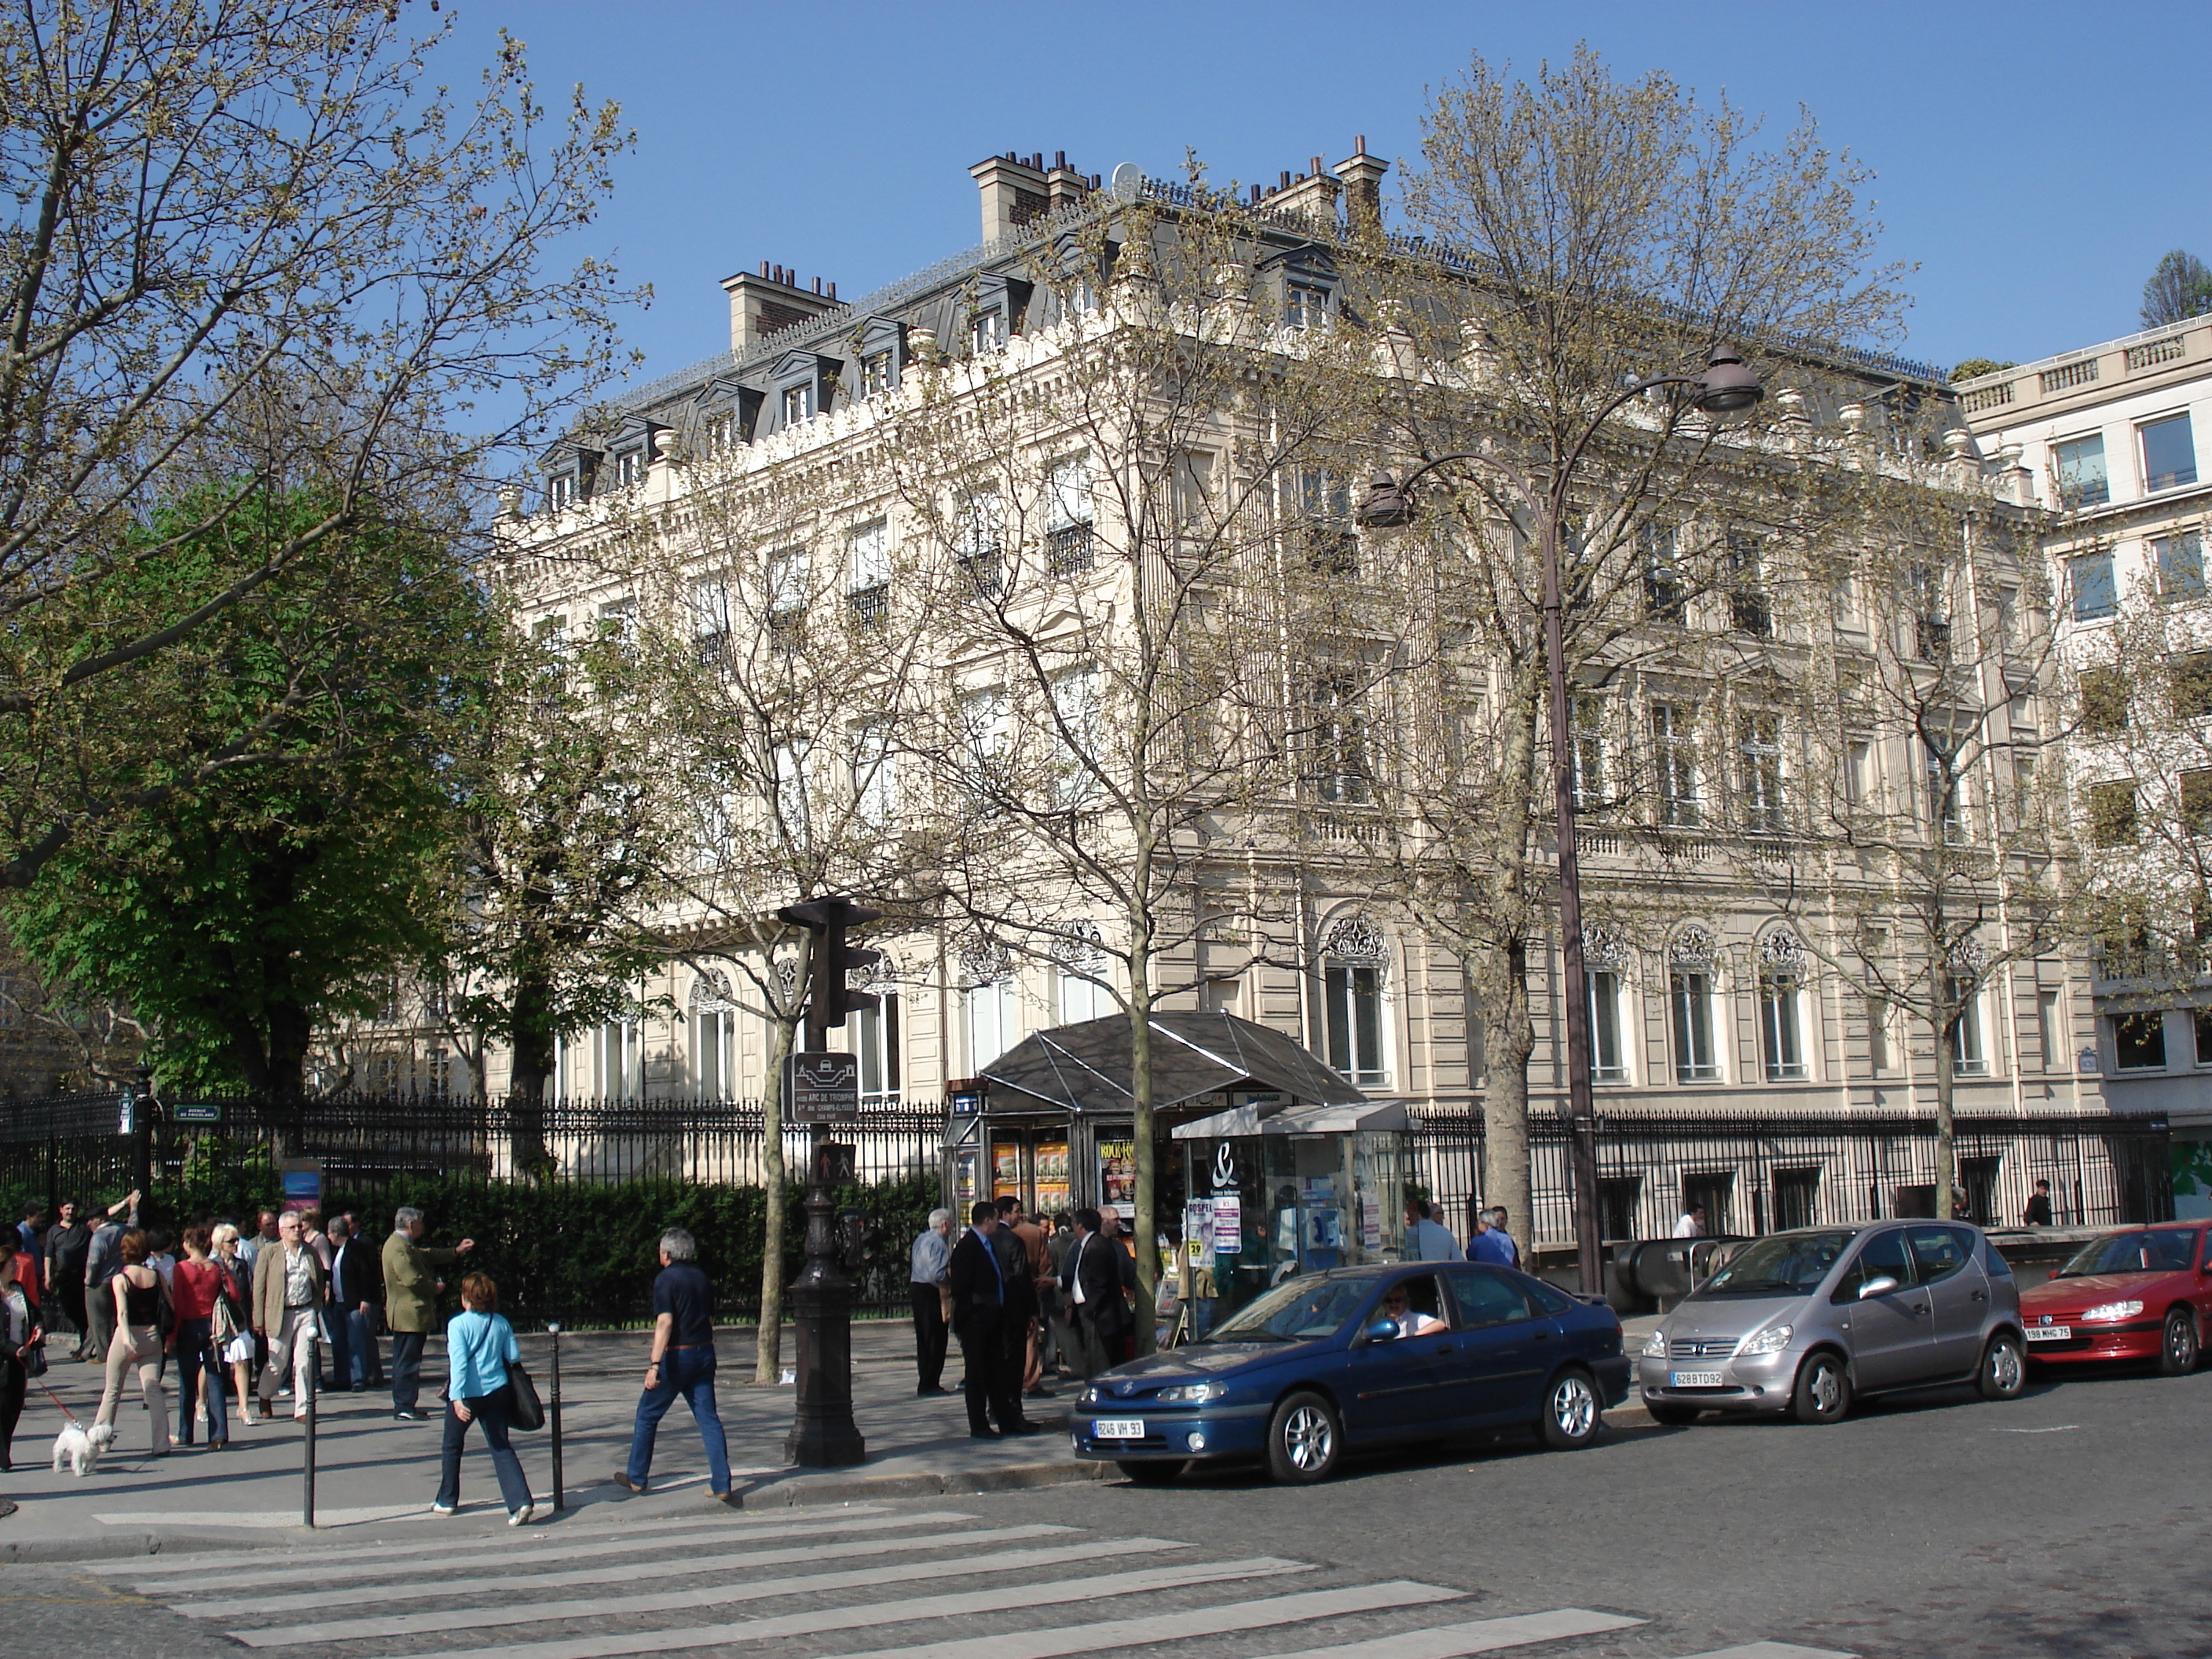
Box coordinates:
[2019,1223,2212,1375]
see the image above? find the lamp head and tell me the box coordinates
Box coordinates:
[1692,349,1763,416]
[1353,470,1415,529]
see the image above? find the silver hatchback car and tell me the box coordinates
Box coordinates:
[1635,1221,2026,1424]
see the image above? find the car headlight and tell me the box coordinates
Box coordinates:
[1078,1386,1102,1405]
[1735,1324,1793,1357]
[2080,1299,2144,1322]
[1152,1381,1228,1404]
[1641,1329,1669,1358]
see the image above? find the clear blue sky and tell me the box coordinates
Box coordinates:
[458,0,2210,388]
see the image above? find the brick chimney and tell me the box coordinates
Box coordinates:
[1334,136,1388,231]
[969,151,1053,244]
[719,263,840,355]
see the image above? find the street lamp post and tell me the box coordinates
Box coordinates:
[1357,350,1763,1295]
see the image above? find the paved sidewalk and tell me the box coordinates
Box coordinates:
[0,1320,1099,1562]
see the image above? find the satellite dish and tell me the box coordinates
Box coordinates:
[1109,162,1144,202]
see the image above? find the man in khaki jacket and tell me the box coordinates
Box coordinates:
[382,1206,472,1421]
[252,1210,325,1420]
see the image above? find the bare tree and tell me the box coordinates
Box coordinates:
[1331,46,1906,1241]
[0,1,638,884]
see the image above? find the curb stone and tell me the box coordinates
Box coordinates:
[736,1459,1108,1507]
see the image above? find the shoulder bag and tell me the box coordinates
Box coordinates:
[506,1358,546,1431]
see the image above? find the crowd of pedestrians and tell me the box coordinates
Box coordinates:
[914,1199,1138,1439]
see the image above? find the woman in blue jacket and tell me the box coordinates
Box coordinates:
[433,1273,533,1525]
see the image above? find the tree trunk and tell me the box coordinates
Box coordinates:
[1129,953,1158,1357]
[1932,1009,1957,1221]
[754,1016,794,1385]
[506,970,557,1177]
[1480,938,1537,1247]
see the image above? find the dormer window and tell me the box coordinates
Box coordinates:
[971,308,1007,353]
[1285,280,1332,330]
[550,475,576,511]
[705,412,735,455]
[782,383,813,425]
[615,450,646,489]
[861,350,895,397]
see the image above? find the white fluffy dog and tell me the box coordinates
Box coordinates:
[52,1421,115,1476]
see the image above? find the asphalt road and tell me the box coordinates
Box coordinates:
[6,1358,2207,1659]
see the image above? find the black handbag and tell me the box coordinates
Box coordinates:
[506,1361,545,1432]
[21,1335,47,1378]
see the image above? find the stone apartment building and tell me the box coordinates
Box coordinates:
[1960,325,2212,1208]
[356,141,2151,1241]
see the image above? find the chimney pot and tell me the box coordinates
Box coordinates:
[1250,184,1262,203]
[813,276,822,295]
[828,281,837,301]
[1055,150,1067,168]
[760,260,768,277]
[1311,156,1324,176]
[1355,134,1367,153]
[1280,170,1292,189]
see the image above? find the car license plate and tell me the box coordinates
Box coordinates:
[2024,1325,2071,1342]
[1093,1418,1147,1440]
[1669,1370,1725,1388]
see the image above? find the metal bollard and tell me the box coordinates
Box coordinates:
[547,1321,564,1512]
[303,1330,320,1529]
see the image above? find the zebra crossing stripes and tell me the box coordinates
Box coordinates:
[86,1501,909,1579]
[170,1520,1080,1617]
[232,1553,1316,1657]
[1236,1609,1650,1659]
[1675,1646,1855,1659]
[224,1535,1194,1647]
[830,1581,1468,1659]
[124,1506,965,1594]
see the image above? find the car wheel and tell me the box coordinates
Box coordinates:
[1792,1351,1852,1424]
[1264,1390,1342,1485]
[1978,1331,2027,1399]
[1537,1368,1602,1449]
[1116,1459,1185,1486]
[1646,1401,1702,1426]
[2158,1309,2200,1376]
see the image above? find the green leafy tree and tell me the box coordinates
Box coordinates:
[2141,250,2212,328]
[1950,358,2015,383]
[5,489,487,1093]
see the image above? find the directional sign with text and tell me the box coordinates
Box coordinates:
[172,1102,224,1125]
[786,1050,861,1123]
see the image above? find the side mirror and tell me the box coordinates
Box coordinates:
[1857,1275,1902,1301]
[1363,1320,1401,1344]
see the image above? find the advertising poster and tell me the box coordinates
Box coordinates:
[952,1149,979,1207]
[1360,1194,1382,1249]
[280,1159,323,1216]
[1034,1139,1071,1213]
[1211,1193,1242,1252]
[1098,1140,1137,1208]
[991,1140,1023,1200]
[1182,1199,1215,1269]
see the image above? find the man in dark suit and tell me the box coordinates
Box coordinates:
[948,1201,1033,1439]
[328,1214,383,1390]
[1062,1207,1127,1379]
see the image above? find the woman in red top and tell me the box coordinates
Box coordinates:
[172,1224,229,1449]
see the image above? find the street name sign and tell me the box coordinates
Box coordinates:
[786,1051,861,1123]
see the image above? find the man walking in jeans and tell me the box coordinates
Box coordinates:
[616,1228,734,1504]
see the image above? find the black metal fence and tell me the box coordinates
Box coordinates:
[1410,1107,2175,1247]
[0,1090,947,1328]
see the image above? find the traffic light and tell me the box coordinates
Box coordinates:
[776,895,884,1035]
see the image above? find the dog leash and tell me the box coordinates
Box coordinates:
[37,1380,85,1427]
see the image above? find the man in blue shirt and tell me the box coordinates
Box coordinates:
[1403,1199,1459,1262]
[617,1228,734,1504]
[910,1208,953,1397]
[1466,1209,1515,1267]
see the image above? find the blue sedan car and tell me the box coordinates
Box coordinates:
[1071,1261,1632,1484]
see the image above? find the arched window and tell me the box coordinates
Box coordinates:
[691,972,737,1102]
[1669,928,1721,1085]
[1584,926,1629,1085]
[960,943,1019,1070]
[1056,921,1114,1024]
[848,954,902,1105]
[1757,931,1808,1082]
[1320,916,1390,1086]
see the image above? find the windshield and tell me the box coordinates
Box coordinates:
[1210,1276,1374,1342]
[2056,1230,2196,1278]
[1690,1231,1856,1298]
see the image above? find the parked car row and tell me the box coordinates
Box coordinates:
[1071,1220,2212,1485]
